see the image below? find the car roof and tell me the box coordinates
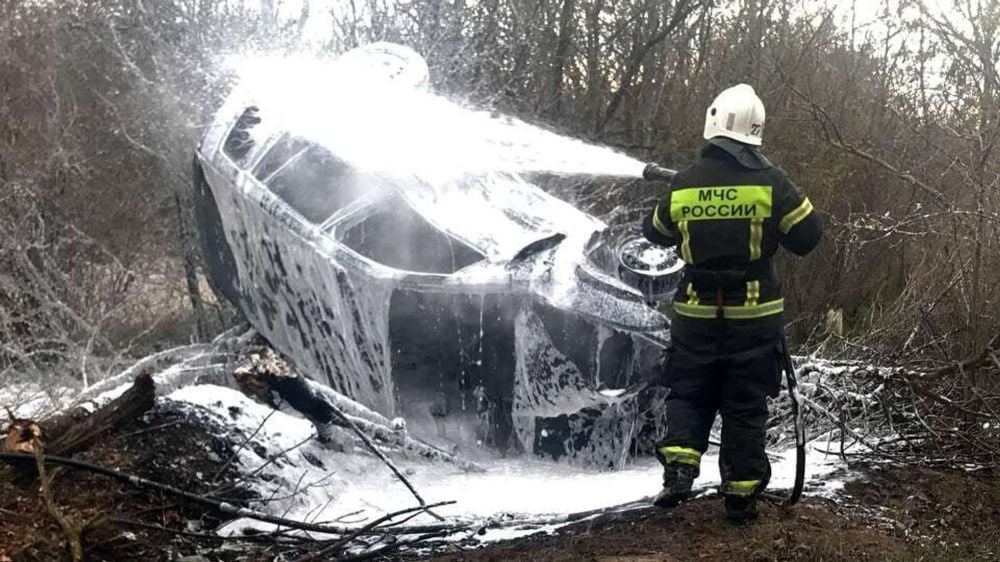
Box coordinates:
[210,92,607,262]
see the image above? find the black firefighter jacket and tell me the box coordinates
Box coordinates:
[642,139,822,323]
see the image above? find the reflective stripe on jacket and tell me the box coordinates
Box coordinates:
[642,141,821,321]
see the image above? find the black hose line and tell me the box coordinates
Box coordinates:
[761,333,806,506]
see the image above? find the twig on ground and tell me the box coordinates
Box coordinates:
[333,529,454,562]
[111,516,308,544]
[213,432,318,497]
[325,400,445,521]
[113,420,183,442]
[33,441,84,562]
[211,403,281,483]
[296,501,460,561]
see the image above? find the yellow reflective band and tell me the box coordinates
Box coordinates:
[749,217,763,260]
[678,221,693,263]
[670,185,773,223]
[725,299,783,319]
[779,197,814,234]
[652,205,672,237]
[657,446,702,467]
[686,283,699,306]
[723,479,762,497]
[673,302,718,319]
[674,298,784,320]
[745,280,760,307]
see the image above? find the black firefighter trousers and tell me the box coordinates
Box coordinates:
[658,315,783,498]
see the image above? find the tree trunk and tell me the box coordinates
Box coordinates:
[3,373,156,477]
[548,0,577,115]
[174,191,207,341]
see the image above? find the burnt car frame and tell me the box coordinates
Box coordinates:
[191,45,680,467]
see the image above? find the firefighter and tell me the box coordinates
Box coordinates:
[641,84,821,522]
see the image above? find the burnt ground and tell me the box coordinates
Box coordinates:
[0,398,270,562]
[2,403,999,561]
[430,466,1000,562]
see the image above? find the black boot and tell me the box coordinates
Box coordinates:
[653,463,698,509]
[722,466,769,523]
[724,495,759,523]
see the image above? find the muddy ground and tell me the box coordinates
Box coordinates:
[2,401,999,561]
[432,466,1000,562]
[0,398,270,561]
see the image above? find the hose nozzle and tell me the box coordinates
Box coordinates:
[642,162,676,182]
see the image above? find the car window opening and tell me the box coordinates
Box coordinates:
[263,140,362,223]
[254,135,312,182]
[222,106,261,166]
[339,198,485,274]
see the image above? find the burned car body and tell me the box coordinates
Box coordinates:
[192,44,681,467]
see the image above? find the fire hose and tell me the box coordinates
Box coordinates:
[763,333,805,506]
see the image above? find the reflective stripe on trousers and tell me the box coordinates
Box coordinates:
[657,445,702,467]
[722,479,763,497]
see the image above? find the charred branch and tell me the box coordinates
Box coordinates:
[231,348,484,473]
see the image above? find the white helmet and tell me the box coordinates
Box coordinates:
[703,84,765,146]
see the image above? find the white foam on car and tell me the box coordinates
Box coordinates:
[198,42,671,467]
[225,44,646,183]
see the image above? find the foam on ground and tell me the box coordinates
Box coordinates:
[167,384,855,543]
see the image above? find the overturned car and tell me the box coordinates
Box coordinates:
[191,44,682,467]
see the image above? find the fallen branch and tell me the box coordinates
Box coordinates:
[72,343,213,405]
[3,373,155,481]
[297,501,463,561]
[69,326,254,411]
[43,373,155,457]
[33,442,85,562]
[324,398,445,521]
[327,529,454,562]
[232,349,483,472]
[111,516,309,545]
[906,347,999,382]
[231,350,454,520]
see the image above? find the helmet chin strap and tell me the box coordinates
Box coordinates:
[707,137,772,170]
